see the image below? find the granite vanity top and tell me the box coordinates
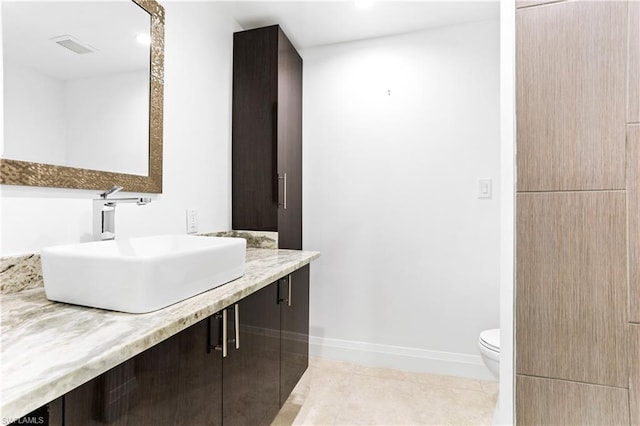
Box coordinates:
[0,248,319,420]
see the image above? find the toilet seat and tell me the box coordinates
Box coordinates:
[479,329,500,353]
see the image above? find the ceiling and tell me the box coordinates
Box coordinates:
[1,1,499,80]
[2,1,150,80]
[216,1,500,50]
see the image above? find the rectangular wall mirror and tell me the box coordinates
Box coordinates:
[0,0,164,193]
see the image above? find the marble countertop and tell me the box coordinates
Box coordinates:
[0,248,320,420]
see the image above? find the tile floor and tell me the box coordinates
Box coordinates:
[272,358,498,426]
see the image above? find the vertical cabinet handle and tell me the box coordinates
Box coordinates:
[212,305,239,357]
[207,316,214,354]
[212,310,228,357]
[278,275,292,306]
[222,309,228,357]
[278,173,287,209]
[234,304,240,349]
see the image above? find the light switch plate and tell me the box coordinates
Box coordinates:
[186,209,198,233]
[478,179,492,199]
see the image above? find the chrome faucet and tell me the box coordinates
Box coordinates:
[93,186,151,241]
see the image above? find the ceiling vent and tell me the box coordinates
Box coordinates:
[50,35,97,55]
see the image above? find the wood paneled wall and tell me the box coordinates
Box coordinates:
[516,192,627,387]
[516,0,637,423]
[516,0,566,8]
[630,125,640,325]
[516,376,630,426]
[631,325,640,425]
[630,2,640,124]
[516,1,627,192]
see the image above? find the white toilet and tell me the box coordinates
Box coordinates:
[479,328,500,423]
[478,328,500,379]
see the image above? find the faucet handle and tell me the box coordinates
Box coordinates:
[99,186,123,199]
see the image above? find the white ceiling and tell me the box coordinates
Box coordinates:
[1,1,498,80]
[2,1,150,80]
[216,1,500,50]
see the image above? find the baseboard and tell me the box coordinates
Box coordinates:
[309,336,494,381]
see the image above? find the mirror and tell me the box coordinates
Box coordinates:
[0,0,164,193]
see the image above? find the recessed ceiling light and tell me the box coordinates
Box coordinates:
[355,1,373,9]
[136,33,151,46]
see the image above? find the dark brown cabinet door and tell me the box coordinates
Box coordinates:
[222,283,281,425]
[232,25,303,249]
[9,399,62,426]
[64,317,223,426]
[279,266,309,406]
[276,28,303,250]
[232,26,278,233]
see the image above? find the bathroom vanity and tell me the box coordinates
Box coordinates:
[1,247,318,425]
[1,8,312,426]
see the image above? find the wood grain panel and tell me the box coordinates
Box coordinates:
[232,26,279,232]
[516,375,630,425]
[516,0,566,9]
[516,1,627,191]
[277,27,303,250]
[630,1,640,124]
[630,125,640,324]
[516,192,628,387]
[279,266,310,406]
[631,325,640,426]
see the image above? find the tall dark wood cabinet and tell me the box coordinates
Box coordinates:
[232,24,309,411]
[232,25,303,250]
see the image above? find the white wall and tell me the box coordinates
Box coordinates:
[0,2,241,255]
[499,0,515,422]
[302,19,500,378]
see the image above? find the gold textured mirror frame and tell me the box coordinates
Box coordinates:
[0,0,164,193]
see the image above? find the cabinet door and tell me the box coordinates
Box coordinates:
[8,398,62,426]
[279,266,309,406]
[276,27,303,250]
[223,283,281,425]
[64,317,223,425]
[232,26,279,232]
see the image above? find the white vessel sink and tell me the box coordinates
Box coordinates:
[41,235,246,313]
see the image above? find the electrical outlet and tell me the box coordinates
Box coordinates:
[186,209,198,234]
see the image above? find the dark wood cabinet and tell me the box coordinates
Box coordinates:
[232,20,309,412]
[57,275,308,426]
[278,265,310,406]
[64,317,223,426]
[222,284,281,426]
[9,399,62,426]
[232,25,303,250]
[232,24,308,413]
